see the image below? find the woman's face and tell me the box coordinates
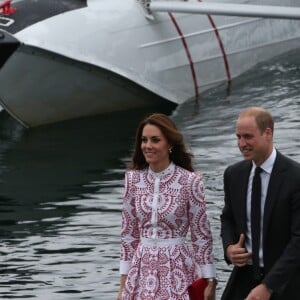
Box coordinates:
[141,124,171,172]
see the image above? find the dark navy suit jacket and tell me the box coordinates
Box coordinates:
[221,150,300,299]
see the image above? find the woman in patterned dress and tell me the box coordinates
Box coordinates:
[117,113,216,300]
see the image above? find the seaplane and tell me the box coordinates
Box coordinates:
[0,0,300,127]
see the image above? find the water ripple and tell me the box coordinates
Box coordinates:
[0,49,299,299]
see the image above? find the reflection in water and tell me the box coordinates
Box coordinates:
[172,48,300,298]
[0,105,175,299]
[0,49,299,299]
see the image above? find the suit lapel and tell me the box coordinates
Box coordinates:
[239,162,252,233]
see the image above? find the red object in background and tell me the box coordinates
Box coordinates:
[0,0,16,15]
[188,278,208,300]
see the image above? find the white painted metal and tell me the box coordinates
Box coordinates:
[0,0,299,127]
[0,16,14,26]
[148,1,300,20]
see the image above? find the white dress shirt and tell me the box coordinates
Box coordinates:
[245,147,276,267]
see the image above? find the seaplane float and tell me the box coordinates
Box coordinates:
[0,0,300,127]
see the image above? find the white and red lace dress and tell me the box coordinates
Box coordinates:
[120,162,215,300]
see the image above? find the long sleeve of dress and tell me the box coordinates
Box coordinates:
[189,172,216,278]
[119,171,140,275]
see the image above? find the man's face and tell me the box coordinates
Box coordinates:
[236,116,272,165]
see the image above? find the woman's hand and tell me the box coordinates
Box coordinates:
[117,274,127,300]
[204,280,216,300]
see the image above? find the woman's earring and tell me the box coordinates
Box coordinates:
[169,148,172,154]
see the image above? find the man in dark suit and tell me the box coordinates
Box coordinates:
[220,107,300,300]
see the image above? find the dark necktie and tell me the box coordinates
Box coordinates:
[251,166,262,280]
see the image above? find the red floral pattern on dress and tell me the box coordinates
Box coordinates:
[120,163,215,299]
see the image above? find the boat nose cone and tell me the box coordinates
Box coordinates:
[0,30,20,68]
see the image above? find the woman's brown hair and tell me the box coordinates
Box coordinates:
[130,113,194,171]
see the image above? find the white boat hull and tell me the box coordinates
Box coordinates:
[0,44,173,127]
[0,0,300,127]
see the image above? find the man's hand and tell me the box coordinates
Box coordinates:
[226,234,251,267]
[245,283,272,300]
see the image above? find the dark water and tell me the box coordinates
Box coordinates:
[0,49,299,299]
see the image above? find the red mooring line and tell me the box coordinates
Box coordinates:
[206,14,231,83]
[169,7,231,99]
[168,12,199,99]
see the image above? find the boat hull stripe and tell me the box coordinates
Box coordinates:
[206,14,231,83]
[168,12,199,99]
